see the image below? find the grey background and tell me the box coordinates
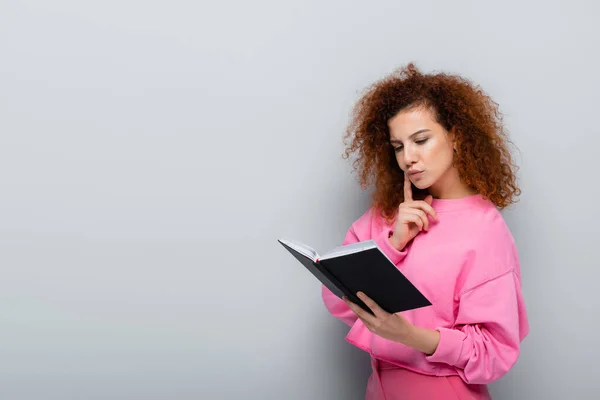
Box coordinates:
[1,0,598,399]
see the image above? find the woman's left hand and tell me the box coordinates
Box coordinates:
[343,292,414,343]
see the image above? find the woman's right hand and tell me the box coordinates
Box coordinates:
[389,173,439,251]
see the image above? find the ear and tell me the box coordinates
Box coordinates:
[448,127,459,153]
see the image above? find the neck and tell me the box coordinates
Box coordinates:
[428,167,477,199]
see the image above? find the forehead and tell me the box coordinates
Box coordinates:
[388,107,440,139]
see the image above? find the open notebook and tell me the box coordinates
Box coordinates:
[278,238,431,314]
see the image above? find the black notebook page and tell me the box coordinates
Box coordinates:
[319,248,431,314]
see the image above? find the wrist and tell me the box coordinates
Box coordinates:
[388,232,406,251]
[393,321,415,344]
[402,325,440,355]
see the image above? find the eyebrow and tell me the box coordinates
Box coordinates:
[390,129,431,144]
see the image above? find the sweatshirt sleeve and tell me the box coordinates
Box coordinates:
[425,269,529,384]
[321,211,408,327]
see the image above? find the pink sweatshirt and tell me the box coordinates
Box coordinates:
[321,194,529,385]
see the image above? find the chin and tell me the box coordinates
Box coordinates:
[414,183,431,191]
[411,179,432,190]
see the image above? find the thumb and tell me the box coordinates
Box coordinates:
[424,195,433,204]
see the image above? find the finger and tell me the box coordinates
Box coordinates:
[357,315,375,332]
[343,296,378,325]
[401,212,424,231]
[403,200,438,220]
[403,172,413,202]
[403,208,429,231]
[419,199,439,220]
[357,291,389,319]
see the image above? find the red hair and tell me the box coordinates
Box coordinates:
[343,63,521,221]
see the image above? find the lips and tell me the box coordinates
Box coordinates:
[408,170,423,176]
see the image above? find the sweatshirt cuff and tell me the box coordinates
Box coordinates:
[373,229,408,265]
[425,327,466,366]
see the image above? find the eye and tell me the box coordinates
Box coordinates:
[415,138,428,145]
[393,145,403,152]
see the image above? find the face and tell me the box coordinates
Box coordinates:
[388,106,459,197]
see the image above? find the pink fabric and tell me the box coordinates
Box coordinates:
[366,358,491,400]
[322,194,529,391]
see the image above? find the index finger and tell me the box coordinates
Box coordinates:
[343,296,378,324]
[404,172,413,202]
[357,291,389,318]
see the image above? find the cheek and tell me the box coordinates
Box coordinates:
[420,142,437,163]
[423,141,453,167]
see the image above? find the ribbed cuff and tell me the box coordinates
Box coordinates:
[425,327,466,366]
[373,229,408,265]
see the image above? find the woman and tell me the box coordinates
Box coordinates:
[321,63,529,400]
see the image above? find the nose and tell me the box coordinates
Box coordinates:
[403,144,418,167]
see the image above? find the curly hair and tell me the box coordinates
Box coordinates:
[343,62,521,221]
